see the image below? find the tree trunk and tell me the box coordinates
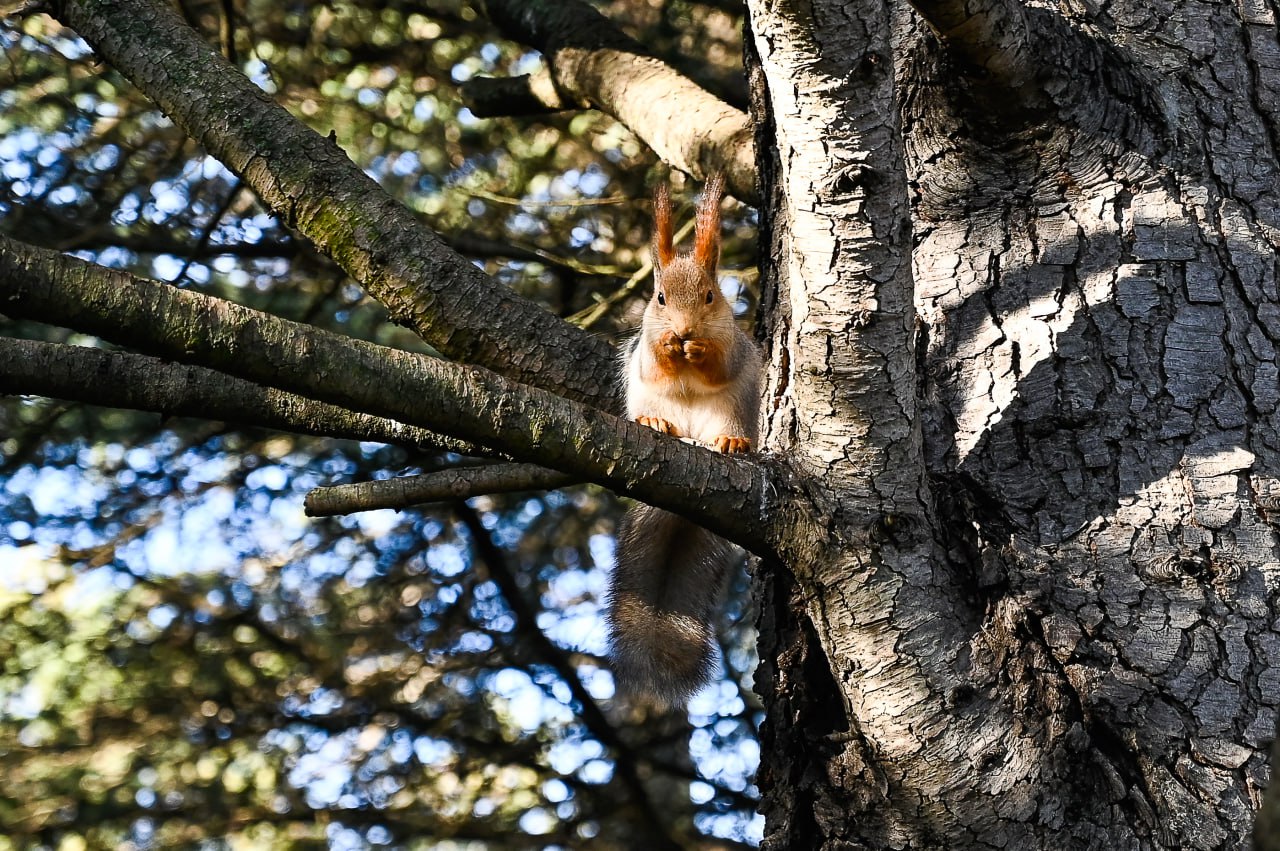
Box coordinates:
[9,0,1277,845]
[748,0,1278,847]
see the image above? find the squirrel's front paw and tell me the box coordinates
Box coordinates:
[712,435,751,454]
[682,339,708,363]
[637,416,678,436]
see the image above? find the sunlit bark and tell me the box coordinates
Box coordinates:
[747,0,1279,846]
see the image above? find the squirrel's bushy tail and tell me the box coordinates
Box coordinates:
[607,505,733,708]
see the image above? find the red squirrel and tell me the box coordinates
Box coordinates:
[607,174,762,708]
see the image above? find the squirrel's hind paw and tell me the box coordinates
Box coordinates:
[713,435,751,454]
[637,416,678,436]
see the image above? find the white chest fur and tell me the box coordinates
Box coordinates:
[625,345,740,445]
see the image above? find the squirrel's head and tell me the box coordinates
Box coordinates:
[647,173,732,341]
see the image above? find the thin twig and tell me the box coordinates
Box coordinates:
[304,463,574,516]
[569,218,695,330]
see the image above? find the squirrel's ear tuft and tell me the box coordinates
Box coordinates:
[652,181,675,269]
[693,173,724,276]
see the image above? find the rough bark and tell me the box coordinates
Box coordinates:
[748,0,1037,846]
[907,0,1279,844]
[1262,713,1280,851]
[905,0,1036,96]
[50,0,618,407]
[304,464,575,516]
[748,0,1280,847]
[472,0,756,204]
[0,337,486,456]
[0,235,773,554]
[8,0,1274,846]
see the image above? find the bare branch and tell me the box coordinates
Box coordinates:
[568,214,695,329]
[445,231,624,277]
[53,0,617,407]
[169,178,243,286]
[304,463,574,516]
[0,234,777,556]
[58,231,606,279]
[0,336,491,457]
[453,502,683,850]
[472,0,756,205]
[82,234,299,259]
[462,68,567,116]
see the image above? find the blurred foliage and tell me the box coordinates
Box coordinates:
[0,0,761,849]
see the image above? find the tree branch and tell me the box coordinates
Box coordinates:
[454,502,682,851]
[169,177,243,286]
[85,234,299,259]
[0,0,47,16]
[462,67,566,116]
[472,0,756,205]
[57,230,604,279]
[444,231,624,277]
[0,234,776,556]
[52,0,617,407]
[304,463,574,516]
[0,336,492,457]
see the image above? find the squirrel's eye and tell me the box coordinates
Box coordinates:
[657,291,666,306]
[706,290,714,304]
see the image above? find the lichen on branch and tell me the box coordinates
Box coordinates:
[0,233,775,555]
[52,0,618,407]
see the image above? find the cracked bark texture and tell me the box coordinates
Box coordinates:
[52,0,618,408]
[0,236,772,554]
[473,0,756,203]
[749,0,1280,847]
[0,337,480,456]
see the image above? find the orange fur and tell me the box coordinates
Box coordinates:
[609,173,763,708]
[652,181,675,267]
[649,334,731,387]
[712,435,752,454]
[651,332,686,381]
[685,338,731,386]
[693,173,724,275]
[637,415,677,435]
